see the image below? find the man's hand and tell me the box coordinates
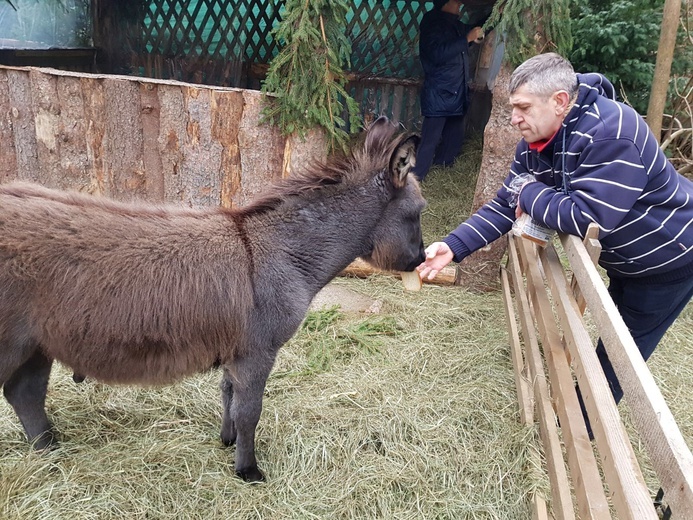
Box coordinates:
[467,26,484,43]
[416,242,455,281]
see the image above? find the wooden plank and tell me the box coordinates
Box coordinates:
[28,69,64,186]
[178,85,222,207]
[391,84,404,125]
[532,494,550,520]
[570,223,601,315]
[561,232,693,517]
[500,265,533,425]
[6,69,40,182]
[516,237,610,519]
[0,68,18,183]
[157,83,187,203]
[540,242,657,519]
[79,76,107,194]
[102,77,147,201]
[139,82,165,201]
[55,75,91,191]
[157,83,227,207]
[234,89,285,206]
[506,237,575,520]
[211,89,244,209]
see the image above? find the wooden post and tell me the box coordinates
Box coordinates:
[645,0,683,141]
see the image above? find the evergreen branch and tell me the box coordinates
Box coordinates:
[487,0,572,65]
[261,0,361,152]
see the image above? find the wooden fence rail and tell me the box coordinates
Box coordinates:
[501,227,693,519]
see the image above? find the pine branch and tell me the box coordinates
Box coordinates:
[487,0,572,65]
[261,0,361,152]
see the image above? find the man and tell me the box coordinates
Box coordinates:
[418,53,693,427]
[413,0,484,181]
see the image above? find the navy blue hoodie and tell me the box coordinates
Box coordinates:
[444,73,693,281]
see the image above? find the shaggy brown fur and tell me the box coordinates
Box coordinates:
[0,116,425,482]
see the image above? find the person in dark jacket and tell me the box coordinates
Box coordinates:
[418,53,693,433]
[412,0,484,181]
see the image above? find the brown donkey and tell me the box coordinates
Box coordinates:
[0,117,425,482]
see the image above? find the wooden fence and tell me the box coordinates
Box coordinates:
[0,65,325,207]
[501,227,693,518]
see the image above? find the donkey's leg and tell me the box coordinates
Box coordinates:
[3,349,56,450]
[220,368,236,446]
[227,356,276,483]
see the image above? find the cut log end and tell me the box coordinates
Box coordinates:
[341,258,457,286]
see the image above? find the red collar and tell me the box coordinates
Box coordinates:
[528,128,560,153]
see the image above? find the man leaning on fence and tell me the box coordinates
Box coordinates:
[417,52,693,435]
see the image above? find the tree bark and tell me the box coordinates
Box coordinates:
[456,62,516,292]
[646,0,682,142]
[0,65,325,207]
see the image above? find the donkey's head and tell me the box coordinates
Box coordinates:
[359,117,426,273]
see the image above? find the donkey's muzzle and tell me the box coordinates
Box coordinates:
[402,245,426,273]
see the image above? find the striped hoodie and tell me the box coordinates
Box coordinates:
[443,73,693,281]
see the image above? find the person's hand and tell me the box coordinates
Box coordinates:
[514,179,532,218]
[467,26,484,43]
[417,242,455,281]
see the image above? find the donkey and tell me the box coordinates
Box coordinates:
[0,116,425,482]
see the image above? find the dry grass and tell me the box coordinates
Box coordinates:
[1,139,690,519]
[0,274,548,519]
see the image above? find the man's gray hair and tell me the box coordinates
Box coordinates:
[509,53,578,99]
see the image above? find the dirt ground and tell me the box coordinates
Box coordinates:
[309,281,382,314]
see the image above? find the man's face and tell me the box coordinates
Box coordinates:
[442,0,464,14]
[509,85,565,143]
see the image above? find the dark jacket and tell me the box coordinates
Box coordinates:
[444,73,693,282]
[418,8,473,117]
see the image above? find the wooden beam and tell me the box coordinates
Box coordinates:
[500,265,533,425]
[517,237,610,519]
[341,258,457,286]
[532,494,549,520]
[570,223,601,315]
[540,242,657,520]
[561,233,693,517]
[506,237,575,520]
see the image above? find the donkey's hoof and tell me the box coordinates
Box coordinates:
[72,373,86,383]
[220,433,236,447]
[236,466,265,483]
[30,430,57,451]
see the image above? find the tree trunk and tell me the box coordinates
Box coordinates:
[456,62,516,292]
[646,0,682,142]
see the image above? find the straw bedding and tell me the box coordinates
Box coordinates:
[1,142,690,519]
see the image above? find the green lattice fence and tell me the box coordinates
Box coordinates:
[130,0,490,130]
[138,0,425,80]
[131,0,430,127]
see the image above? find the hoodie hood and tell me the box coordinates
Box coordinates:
[556,72,618,147]
[575,72,617,109]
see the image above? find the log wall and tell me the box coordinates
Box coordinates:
[0,65,326,207]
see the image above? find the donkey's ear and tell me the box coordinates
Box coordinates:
[389,135,420,189]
